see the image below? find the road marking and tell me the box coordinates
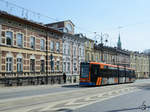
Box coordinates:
[1,81,148,112]
[26,87,140,112]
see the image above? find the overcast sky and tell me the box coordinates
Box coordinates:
[1,0,150,52]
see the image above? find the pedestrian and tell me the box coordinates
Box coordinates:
[63,72,66,83]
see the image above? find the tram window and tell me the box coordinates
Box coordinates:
[80,63,89,78]
[104,65,108,69]
[100,69,111,77]
[126,70,129,77]
[91,64,100,76]
[93,68,98,76]
[120,70,124,77]
[112,69,117,77]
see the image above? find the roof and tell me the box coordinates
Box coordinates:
[46,20,75,27]
[89,62,134,70]
[0,11,63,35]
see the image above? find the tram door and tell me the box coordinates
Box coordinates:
[91,64,100,84]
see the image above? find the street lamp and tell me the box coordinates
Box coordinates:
[94,32,109,46]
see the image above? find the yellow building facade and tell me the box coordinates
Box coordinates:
[85,38,95,62]
[130,52,149,78]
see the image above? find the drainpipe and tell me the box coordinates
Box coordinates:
[45,28,48,84]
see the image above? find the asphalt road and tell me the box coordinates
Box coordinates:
[0,84,80,100]
[75,83,150,112]
[0,79,148,101]
[0,79,150,112]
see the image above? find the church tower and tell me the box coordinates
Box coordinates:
[117,33,122,49]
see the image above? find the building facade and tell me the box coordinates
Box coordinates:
[62,33,85,75]
[130,52,149,78]
[46,20,85,82]
[94,44,130,67]
[85,38,95,62]
[0,11,63,86]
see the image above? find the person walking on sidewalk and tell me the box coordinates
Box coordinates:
[63,73,66,83]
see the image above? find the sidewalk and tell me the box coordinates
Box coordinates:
[0,82,79,93]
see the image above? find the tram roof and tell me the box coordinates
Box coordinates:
[89,62,134,70]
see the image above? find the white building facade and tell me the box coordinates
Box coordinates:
[46,20,85,82]
[63,33,85,77]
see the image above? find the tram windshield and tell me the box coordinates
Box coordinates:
[80,63,89,78]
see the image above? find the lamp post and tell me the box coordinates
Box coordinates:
[94,32,109,46]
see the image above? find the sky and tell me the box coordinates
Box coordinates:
[1,0,150,52]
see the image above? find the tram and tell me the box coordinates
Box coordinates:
[80,62,136,86]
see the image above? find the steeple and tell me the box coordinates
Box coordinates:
[117,33,122,49]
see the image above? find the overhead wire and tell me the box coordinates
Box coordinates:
[0,0,150,42]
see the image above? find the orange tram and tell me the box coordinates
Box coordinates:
[80,62,136,86]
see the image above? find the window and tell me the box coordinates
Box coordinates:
[91,42,93,48]
[17,33,23,48]
[6,31,13,45]
[104,54,107,62]
[63,62,66,72]
[50,41,54,51]
[67,62,70,72]
[66,23,73,32]
[82,48,84,57]
[56,42,60,52]
[41,60,45,72]
[63,45,66,54]
[6,57,13,72]
[87,41,89,47]
[40,39,45,50]
[1,31,5,37]
[30,59,35,72]
[87,53,89,61]
[30,36,35,49]
[74,63,77,72]
[79,48,81,56]
[73,47,76,56]
[56,61,60,71]
[67,45,70,55]
[50,60,54,71]
[58,28,63,32]
[91,54,94,61]
[17,58,23,72]
[96,55,98,62]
